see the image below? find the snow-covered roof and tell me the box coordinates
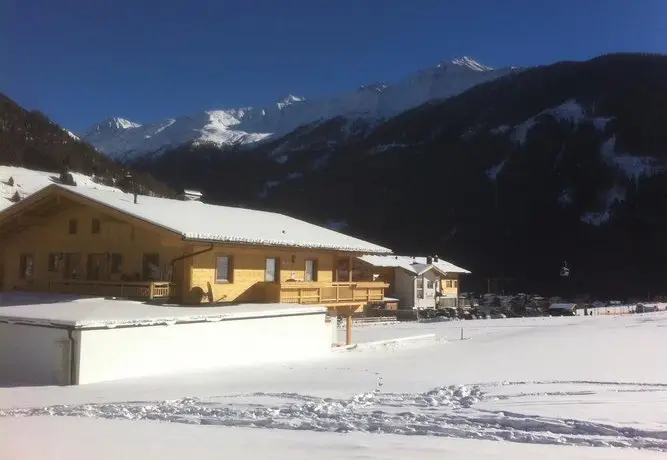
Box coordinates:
[358,255,471,275]
[0,293,327,329]
[0,165,121,212]
[17,184,391,253]
[548,303,577,310]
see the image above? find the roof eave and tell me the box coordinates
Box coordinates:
[183,235,392,254]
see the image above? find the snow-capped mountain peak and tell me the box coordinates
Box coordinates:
[449,56,493,72]
[87,117,142,135]
[275,95,306,109]
[83,56,517,160]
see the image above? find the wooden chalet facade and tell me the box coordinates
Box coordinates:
[0,184,391,313]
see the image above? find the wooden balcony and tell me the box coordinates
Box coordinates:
[48,280,174,300]
[265,281,389,306]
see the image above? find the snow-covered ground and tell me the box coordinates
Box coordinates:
[0,165,121,212]
[1,311,666,458]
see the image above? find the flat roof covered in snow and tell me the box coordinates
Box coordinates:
[0,294,327,329]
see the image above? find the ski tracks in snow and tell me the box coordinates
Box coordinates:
[1,381,666,451]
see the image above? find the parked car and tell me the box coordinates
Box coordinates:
[635,304,658,313]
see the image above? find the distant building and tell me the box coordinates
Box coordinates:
[356,255,471,309]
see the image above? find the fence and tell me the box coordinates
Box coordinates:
[577,303,666,316]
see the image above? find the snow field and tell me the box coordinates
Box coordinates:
[1,302,666,458]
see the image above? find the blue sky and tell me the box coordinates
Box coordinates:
[2,0,665,133]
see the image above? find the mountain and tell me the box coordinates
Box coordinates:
[82,57,516,160]
[128,53,667,298]
[0,93,172,197]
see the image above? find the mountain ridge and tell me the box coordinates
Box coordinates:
[82,57,518,159]
[125,53,667,298]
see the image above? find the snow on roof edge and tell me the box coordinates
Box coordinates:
[358,255,471,274]
[183,233,392,253]
[48,184,392,254]
[0,303,328,329]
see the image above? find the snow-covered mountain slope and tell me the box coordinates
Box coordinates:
[82,57,517,160]
[0,166,122,212]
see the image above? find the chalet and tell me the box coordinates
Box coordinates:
[356,255,471,309]
[0,184,392,314]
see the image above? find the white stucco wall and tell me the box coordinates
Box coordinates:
[414,271,439,309]
[0,322,73,386]
[393,269,416,308]
[76,311,330,384]
[327,316,337,343]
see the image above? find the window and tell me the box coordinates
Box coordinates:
[426,280,434,289]
[265,257,280,282]
[110,253,123,274]
[453,280,458,288]
[445,280,453,288]
[142,253,160,280]
[68,218,78,234]
[304,259,318,282]
[19,253,34,279]
[91,218,101,234]
[335,258,350,282]
[216,256,232,283]
[63,253,82,279]
[86,253,107,281]
[47,253,61,272]
[416,276,424,299]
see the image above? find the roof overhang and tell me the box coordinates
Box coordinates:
[182,236,393,255]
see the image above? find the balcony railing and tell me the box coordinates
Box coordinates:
[265,281,388,305]
[48,280,174,300]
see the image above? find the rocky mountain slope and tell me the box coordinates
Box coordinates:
[0,94,172,197]
[81,57,516,160]
[128,53,667,298]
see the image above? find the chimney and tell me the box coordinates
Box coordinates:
[434,255,439,263]
[426,256,433,265]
